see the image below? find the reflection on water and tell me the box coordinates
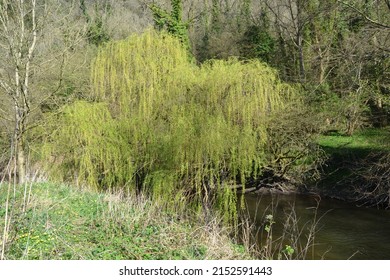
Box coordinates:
[242,193,390,260]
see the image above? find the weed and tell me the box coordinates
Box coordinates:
[1,183,251,260]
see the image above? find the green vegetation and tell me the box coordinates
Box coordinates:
[315,128,390,207]
[0,183,249,260]
[317,128,390,152]
[41,30,303,222]
[150,0,190,50]
[1,0,389,260]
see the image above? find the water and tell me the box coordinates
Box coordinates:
[242,193,390,259]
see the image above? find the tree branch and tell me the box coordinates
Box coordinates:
[338,0,390,29]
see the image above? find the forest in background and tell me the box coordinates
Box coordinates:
[0,0,389,261]
[0,0,389,237]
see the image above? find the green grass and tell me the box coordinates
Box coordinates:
[317,128,390,153]
[0,183,250,260]
[314,127,390,199]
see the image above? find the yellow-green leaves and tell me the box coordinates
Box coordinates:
[45,30,296,219]
[42,101,135,192]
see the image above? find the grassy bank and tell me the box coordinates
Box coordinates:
[0,183,250,260]
[313,127,390,206]
[317,128,390,153]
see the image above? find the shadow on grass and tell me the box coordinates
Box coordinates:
[313,128,390,203]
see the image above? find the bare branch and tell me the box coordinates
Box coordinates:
[386,0,390,11]
[23,0,38,114]
[338,0,390,29]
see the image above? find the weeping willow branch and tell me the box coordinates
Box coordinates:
[43,30,297,221]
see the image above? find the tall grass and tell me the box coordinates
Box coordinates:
[0,183,250,260]
[238,195,324,260]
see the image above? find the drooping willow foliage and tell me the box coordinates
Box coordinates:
[43,30,296,220]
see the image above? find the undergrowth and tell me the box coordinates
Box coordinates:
[0,183,249,260]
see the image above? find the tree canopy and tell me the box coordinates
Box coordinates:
[42,30,297,219]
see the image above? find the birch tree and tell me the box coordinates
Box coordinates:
[0,0,89,183]
[0,0,38,183]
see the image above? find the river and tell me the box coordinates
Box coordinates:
[242,193,390,259]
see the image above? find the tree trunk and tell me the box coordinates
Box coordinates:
[296,0,306,83]
[14,102,26,184]
[373,96,387,128]
[17,136,25,184]
[297,35,306,82]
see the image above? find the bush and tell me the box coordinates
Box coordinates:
[304,83,371,135]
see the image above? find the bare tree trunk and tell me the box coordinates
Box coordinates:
[0,0,37,184]
[315,34,330,84]
[297,34,306,82]
[15,109,26,184]
[296,0,306,83]
[17,135,25,184]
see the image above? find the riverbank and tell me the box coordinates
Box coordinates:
[246,128,390,208]
[0,183,250,260]
[312,128,390,208]
[270,128,389,208]
[1,128,388,259]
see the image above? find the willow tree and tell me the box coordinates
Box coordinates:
[45,30,295,219]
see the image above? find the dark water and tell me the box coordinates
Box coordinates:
[242,193,390,260]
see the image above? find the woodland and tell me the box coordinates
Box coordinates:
[0,0,389,260]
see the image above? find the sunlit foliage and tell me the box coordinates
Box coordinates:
[43,30,295,219]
